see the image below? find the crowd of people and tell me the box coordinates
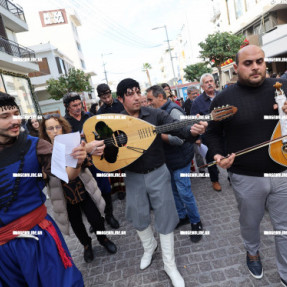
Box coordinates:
[1,44,287,287]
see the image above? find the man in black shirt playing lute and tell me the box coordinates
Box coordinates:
[205,45,287,286]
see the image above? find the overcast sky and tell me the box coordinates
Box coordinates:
[17,0,213,89]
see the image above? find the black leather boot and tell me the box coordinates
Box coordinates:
[84,242,94,263]
[102,193,120,229]
[99,237,117,254]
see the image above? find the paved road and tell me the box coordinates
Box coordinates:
[46,168,282,287]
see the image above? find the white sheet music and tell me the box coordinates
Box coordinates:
[54,132,81,168]
[51,141,69,183]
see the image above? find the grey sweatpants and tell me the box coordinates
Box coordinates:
[229,171,287,281]
[125,164,179,235]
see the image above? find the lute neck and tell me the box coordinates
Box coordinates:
[155,118,211,134]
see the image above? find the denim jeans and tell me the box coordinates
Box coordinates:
[169,163,201,224]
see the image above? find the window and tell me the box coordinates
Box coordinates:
[0,15,7,38]
[0,75,5,93]
[65,62,73,73]
[234,0,245,19]
[72,22,78,36]
[56,57,67,75]
[5,28,17,42]
[76,41,82,52]
[253,16,273,35]
[81,60,86,70]
[28,58,50,77]
[2,75,37,115]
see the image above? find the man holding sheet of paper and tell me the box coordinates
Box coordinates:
[0,92,86,286]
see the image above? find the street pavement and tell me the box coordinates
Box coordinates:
[46,168,282,287]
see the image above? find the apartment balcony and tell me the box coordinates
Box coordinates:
[0,36,35,58]
[262,24,287,57]
[0,36,39,73]
[0,0,28,32]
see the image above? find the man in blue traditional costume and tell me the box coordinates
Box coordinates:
[0,92,87,287]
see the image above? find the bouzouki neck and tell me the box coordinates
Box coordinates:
[154,118,210,134]
[155,105,237,134]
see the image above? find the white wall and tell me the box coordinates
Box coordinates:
[17,5,84,70]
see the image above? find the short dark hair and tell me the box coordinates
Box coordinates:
[146,85,167,99]
[116,78,140,98]
[63,92,81,108]
[97,83,111,96]
[0,92,19,112]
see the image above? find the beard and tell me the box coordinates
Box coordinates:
[0,124,21,140]
[238,73,266,87]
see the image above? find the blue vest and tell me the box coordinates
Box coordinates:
[0,134,45,227]
[161,100,194,171]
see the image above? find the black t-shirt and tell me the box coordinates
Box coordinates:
[97,99,124,115]
[65,112,91,133]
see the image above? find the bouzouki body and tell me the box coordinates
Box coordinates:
[84,115,157,172]
[269,82,287,167]
[269,122,287,167]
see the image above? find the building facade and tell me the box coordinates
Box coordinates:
[211,0,287,80]
[16,4,97,114]
[27,43,74,115]
[0,0,40,115]
[17,7,86,71]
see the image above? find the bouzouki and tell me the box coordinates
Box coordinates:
[202,82,287,168]
[269,82,287,166]
[83,106,237,172]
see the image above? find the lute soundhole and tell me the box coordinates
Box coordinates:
[93,121,127,163]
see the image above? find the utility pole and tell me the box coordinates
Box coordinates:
[152,25,180,98]
[101,53,112,84]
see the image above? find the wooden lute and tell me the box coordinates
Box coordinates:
[83,106,237,172]
[269,82,287,166]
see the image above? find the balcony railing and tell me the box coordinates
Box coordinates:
[0,36,35,59]
[0,0,26,22]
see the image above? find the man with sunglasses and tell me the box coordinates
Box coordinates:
[63,92,120,229]
[0,92,86,286]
